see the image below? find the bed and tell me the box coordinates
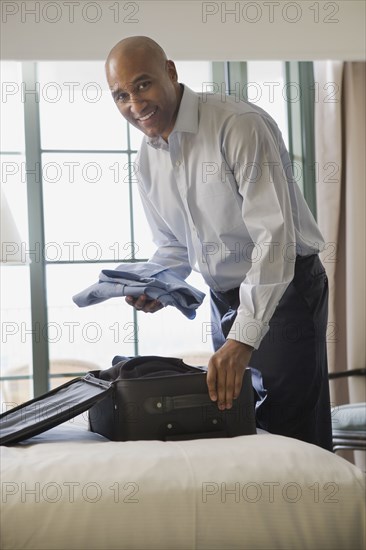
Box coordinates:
[1,419,365,550]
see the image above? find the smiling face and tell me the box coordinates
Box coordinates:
[106,41,182,142]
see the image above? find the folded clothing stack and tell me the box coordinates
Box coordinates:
[72,262,205,319]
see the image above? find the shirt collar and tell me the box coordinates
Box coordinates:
[146,84,199,150]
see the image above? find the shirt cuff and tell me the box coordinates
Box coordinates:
[226,316,270,350]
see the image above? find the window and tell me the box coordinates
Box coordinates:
[0,60,316,405]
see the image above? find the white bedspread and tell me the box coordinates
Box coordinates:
[1,423,365,550]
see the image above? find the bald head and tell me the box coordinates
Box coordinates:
[106,36,168,73]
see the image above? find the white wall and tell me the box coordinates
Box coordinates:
[1,0,365,61]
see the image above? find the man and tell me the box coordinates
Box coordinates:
[105,36,332,450]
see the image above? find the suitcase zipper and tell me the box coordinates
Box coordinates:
[83,373,112,390]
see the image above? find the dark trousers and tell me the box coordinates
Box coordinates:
[210,254,333,451]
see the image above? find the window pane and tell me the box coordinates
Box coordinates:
[38,61,127,150]
[137,271,212,358]
[1,155,29,250]
[42,153,132,261]
[46,263,136,372]
[0,62,25,152]
[129,124,144,152]
[131,182,156,261]
[175,61,213,93]
[0,265,33,405]
[129,152,154,261]
[1,380,33,410]
[247,61,289,148]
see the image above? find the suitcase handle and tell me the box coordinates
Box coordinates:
[145,393,214,414]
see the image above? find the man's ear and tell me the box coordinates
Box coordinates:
[166,60,178,82]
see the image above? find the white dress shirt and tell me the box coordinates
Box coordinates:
[135,85,325,349]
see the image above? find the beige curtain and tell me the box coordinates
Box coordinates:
[314,61,366,467]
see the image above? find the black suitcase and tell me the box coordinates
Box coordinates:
[0,356,257,446]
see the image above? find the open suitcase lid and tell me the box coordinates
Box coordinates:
[0,357,208,446]
[0,375,112,446]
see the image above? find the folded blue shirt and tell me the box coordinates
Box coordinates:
[72,262,206,319]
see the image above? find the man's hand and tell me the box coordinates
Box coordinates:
[125,294,164,313]
[207,339,253,410]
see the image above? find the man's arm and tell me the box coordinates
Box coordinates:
[208,112,297,408]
